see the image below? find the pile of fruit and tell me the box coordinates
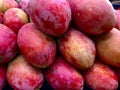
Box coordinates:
[0,0,120,90]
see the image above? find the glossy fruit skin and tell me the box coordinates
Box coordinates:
[45,56,84,90]
[7,55,44,90]
[0,24,18,63]
[83,60,119,90]
[67,0,116,35]
[58,27,96,70]
[94,28,120,67]
[28,0,71,36]
[3,8,29,34]
[0,0,18,13]
[17,23,56,68]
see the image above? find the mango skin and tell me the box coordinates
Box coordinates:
[45,56,84,90]
[17,23,56,68]
[3,8,29,34]
[0,24,18,63]
[0,0,18,13]
[67,0,116,35]
[94,28,120,67]
[83,60,119,90]
[58,27,96,70]
[28,0,71,36]
[7,55,44,90]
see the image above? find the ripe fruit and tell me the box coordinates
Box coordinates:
[94,28,120,67]
[7,55,44,90]
[58,27,96,69]
[0,24,18,63]
[17,23,56,68]
[0,0,18,13]
[3,8,29,34]
[67,0,116,35]
[83,60,119,90]
[28,0,71,36]
[45,56,84,90]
